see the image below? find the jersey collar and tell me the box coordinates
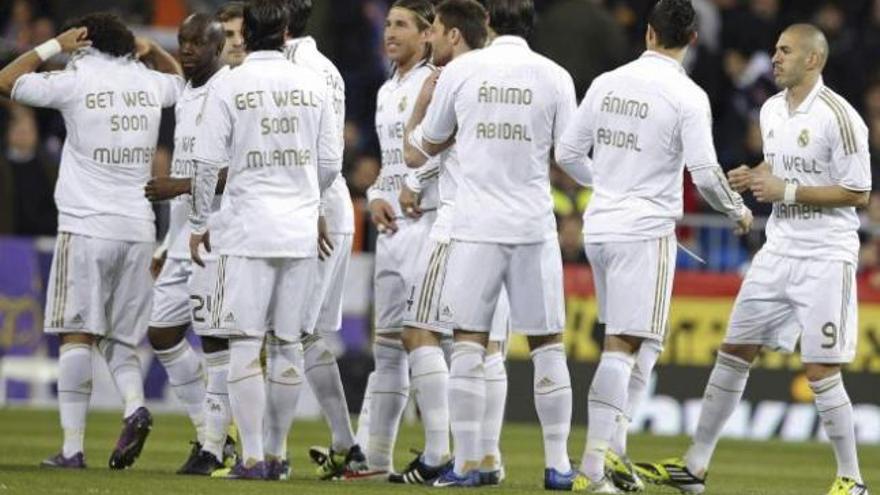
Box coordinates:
[490,35,530,49]
[243,50,287,63]
[783,76,825,115]
[639,50,685,73]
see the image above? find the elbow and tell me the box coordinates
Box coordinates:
[854,191,870,208]
[403,146,424,169]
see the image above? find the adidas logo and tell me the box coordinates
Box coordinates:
[282,368,299,378]
[224,312,235,323]
[320,350,334,362]
[207,399,221,412]
[70,314,84,325]
[536,377,555,388]
[440,306,453,318]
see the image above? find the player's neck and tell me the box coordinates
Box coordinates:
[397,55,423,78]
[190,62,223,89]
[786,74,820,113]
[647,46,686,65]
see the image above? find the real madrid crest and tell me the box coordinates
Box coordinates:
[398,95,407,113]
[797,128,810,147]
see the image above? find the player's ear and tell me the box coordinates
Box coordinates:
[689,31,698,47]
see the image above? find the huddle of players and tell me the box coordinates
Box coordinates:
[0,0,871,492]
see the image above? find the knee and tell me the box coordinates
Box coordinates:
[804,363,841,382]
[147,326,186,351]
[61,333,96,346]
[718,343,760,364]
[201,336,228,354]
[527,333,562,351]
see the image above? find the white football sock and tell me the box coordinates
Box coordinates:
[811,373,862,483]
[367,337,409,471]
[98,339,145,417]
[355,371,375,448]
[482,351,507,469]
[228,338,266,464]
[203,349,231,459]
[532,343,572,473]
[449,341,486,475]
[409,345,450,466]
[58,343,92,457]
[611,339,661,457]
[304,334,356,452]
[154,339,206,443]
[264,336,304,460]
[685,351,751,477]
[582,351,633,481]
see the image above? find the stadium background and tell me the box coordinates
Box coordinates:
[2,0,880,447]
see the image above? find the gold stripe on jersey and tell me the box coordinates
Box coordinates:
[818,90,857,155]
[50,235,63,327]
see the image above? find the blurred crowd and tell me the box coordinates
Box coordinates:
[2,0,880,281]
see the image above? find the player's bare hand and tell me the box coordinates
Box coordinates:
[734,207,753,236]
[318,216,334,261]
[189,231,211,268]
[56,27,91,53]
[145,177,189,201]
[149,250,166,280]
[727,165,752,193]
[399,184,422,219]
[369,199,398,234]
[750,169,785,203]
[134,37,154,59]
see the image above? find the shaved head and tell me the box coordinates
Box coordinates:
[181,12,225,48]
[783,23,829,69]
[772,23,828,89]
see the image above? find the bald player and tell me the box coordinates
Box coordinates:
[143,13,232,475]
[637,24,870,495]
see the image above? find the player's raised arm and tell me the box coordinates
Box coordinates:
[0,27,90,97]
[136,36,183,77]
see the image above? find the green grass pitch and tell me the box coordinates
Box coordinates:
[0,408,876,494]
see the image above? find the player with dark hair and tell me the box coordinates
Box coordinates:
[260,0,371,481]
[0,12,182,471]
[188,0,341,480]
[358,0,439,479]
[397,0,512,486]
[556,0,750,491]
[408,0,589,488]
[216,2,246,67]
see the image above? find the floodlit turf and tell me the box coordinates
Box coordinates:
[0,408,876,494]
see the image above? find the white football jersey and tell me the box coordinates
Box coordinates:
[760,78,871,264]
[284,36,354,234]
[558,51,722,243]
[165,67,229,260]
[11,49,183,242]
[419,36,576,244]
[369,63,439,218]
[191,51,342,258]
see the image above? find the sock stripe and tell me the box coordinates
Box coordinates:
[534,385,572,396]
[227,371,263,384]
[170,375,206,387]
[588,398,624,413]
[817,401,852,414]
[707,382,746,394]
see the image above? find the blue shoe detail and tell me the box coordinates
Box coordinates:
[545,467,579,491]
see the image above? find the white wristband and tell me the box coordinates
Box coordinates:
[783,183,798,204]
[34,39,62,61]
[404,172,422,194]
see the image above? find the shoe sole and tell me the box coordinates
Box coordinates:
[108,415,153,470]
